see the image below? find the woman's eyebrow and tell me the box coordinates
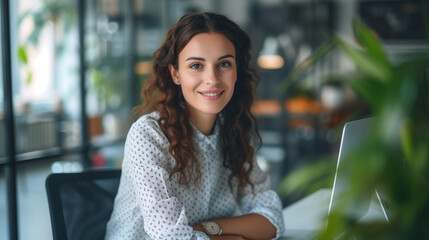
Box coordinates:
[185,54,235,62]
[185,57,205,62]
[218,54,235,60]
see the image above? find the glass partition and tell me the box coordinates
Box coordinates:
[17,154,83,240]
[0,0,5,163]
[0,168,7,240]
[85,0,130,146]
[0,0,10,238]
[13,0,82,159]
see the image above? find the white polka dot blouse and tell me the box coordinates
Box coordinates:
[105,112,285,239]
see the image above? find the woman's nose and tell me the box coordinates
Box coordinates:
[203,66,220,85]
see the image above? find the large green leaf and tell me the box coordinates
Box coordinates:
[352,18,391,69]
[346,73,385,110]
[401,119,413,166]
[336,35,392,83]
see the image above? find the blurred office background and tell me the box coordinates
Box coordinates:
[0,0,426,239]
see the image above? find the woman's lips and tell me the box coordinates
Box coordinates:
[199,90,224,101]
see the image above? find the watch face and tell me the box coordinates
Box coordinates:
[204,222,221,235]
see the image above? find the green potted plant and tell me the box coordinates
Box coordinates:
[279,10,429,240]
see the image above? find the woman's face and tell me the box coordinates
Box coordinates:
[170,32,237,122]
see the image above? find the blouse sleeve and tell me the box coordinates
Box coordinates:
[122,118,210,240]
[237,160,285,239]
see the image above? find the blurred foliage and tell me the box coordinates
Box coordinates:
[279,156,335,197]
[279,7,429,240]
[18,0,75,51]
[277,38,337,97]
[17,45,32,85]
[16,0,127,111]
[17,0,75,85]
[87,57,127,111]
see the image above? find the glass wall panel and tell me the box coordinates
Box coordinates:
[0,1,10,239]
[17,160,53,240]
[85,0,130,149]
[13,0,82,158]
[0,0,5,163]
[132,0,171,108]
[0,167,8,240]
[17,155,83,240]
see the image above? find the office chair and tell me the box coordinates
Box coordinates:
[46,169,121,240]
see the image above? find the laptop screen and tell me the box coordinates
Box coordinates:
[327,117,390,224]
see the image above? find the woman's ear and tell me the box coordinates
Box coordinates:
[169,64,180,85]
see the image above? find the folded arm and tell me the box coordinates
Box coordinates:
[196,160,285,240]
[193,213,276,240]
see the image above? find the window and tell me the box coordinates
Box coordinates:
[0,3,10,236]
[13,0,82,157]
[0,168,8,240]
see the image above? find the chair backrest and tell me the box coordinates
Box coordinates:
[46,169,121,240]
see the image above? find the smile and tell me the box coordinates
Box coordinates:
[198,90,224,100]
[201,92,222,96]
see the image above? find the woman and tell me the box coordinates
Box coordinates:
[105,12,285,240]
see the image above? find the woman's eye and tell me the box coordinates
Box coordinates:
[190,63,202,69]
[218,61,231,68]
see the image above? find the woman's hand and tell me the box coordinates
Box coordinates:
[210,235,246,240]
[196,214,276,240]
[193,225,246,240]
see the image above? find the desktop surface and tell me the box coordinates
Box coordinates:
[282,187,390,239]
[282,188,331,239]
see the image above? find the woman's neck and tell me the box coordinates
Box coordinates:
[189,113,216,136]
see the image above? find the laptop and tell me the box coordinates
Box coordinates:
[282,117,390,239]
[328,117,390,224]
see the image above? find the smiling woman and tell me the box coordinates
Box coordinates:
[105,12,285,240]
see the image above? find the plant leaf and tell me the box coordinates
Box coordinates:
[336,35,392,83]
[278,158,334,196]
[17,46,28,64]
[346,73,385,110]
[26,72,33,85]
[277,38,337,95]
[401,119,413,164]
[352,18,391,70]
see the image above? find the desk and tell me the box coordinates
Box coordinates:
[281,188,389,239]
[282,189,331,239]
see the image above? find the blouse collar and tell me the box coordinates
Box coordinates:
[191,117,220,148]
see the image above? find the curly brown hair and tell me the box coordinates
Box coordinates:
[133,12,261,189]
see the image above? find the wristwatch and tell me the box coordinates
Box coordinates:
[201,221,222,236]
